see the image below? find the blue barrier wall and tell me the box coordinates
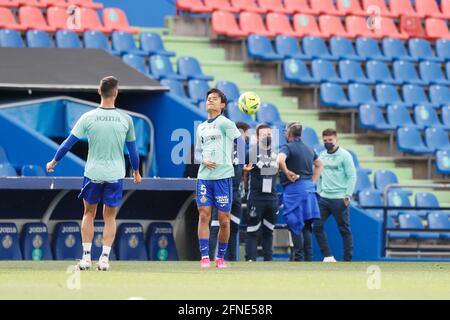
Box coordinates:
[99,0,176,28]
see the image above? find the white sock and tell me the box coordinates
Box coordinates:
[101,246,111,260]
[82,243,92,261]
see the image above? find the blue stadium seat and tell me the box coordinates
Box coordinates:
[382,38,417,62]
[415,192,440,209]
[339,60,375,84]
[215,81,240,103]
[150,55,186,81]
[408,38,444,63]
[375,169,399,192]
[347,149,371,174]
[111,31,146,56]
[83,31,120,56]
[427,212,450,240]
[398,213,440,240]
[255,103,285,128]
[397,126,434,154]
[122,54,148,75]
[0,163,17,176]
[284,59,320,84]
[419,61,450,86]
[26,30,51,48]
[446,62,450,83]
[358,104,395,131]
[436,39,450,61]
[302,127,325,154]
[139,32,175,57]
[414,105,446,130]
[55,30,81,49]
[302,36,338,61]
[146,222,178,261]
[329,37,364,61]
[275,35,311,60]
[20,223,52,260]
[354,168,373,195]
[320,83,356,108]
[425,127,450,151]
[387,104,422,129]
[0,223,22,260]
[116,223,148,260]
[247,35,283,61]
[161,79,195,104]
[187,79,209,104]
[367,61,402,85]
[387,191,413,217]
[311,59,345,84]
[226,102,257,127]
[375,84,407,107]
[429,85,450,108]
[441,105,450,130]
[0,29,24,48]
[402,84,436,108]
[177,56,214,81]
[0,145,8,163]
[21,164,46,176]
[52,222,82,260]
[355,37,390,62]
[358,189,383,218]
[436,149,450,174]
[393,60,428,86]
[348,83,383,107]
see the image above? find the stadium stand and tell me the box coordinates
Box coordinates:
[116,223,148,260]
[20,222,53,260]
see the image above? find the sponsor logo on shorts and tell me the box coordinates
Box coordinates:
[200,195,207,203]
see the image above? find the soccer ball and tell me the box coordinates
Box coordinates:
[238,92,261,115]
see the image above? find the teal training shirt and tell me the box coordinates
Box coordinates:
[196,115,241,180]
[71,107,136,181]
[317,147,357,199]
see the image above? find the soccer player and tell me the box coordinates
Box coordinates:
[195,88,243,269]
[46,76,142,271]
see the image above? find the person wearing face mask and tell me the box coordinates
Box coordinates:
[243,124,279,261]
[314,129,356,262]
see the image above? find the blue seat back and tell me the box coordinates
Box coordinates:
[256,103,282,124]
[302,36,331,57]
[0,29,24,48]
[419,61,446,83]
[302,127,320,147]
[0,223,22,260]
[397,126,426,151]
[122,53,147,74]
[402,84,430,105]
[330,37,357,58]
[116,223,148,260]
[347,149,361,168]
[436,39,450,61]
[311,59,339,80]
[0,163,17,176]
[339,60,366,82]
[348,83,375,104]
[140,32,166,53]
[359,189,383,207]
[356,37,385,60]
[427,212,450,229]
[248,34,276,57]
[415,192,440,208]
[387,104,415,127]
[284,58,312,82]
[359,104,385,127]
[354,169,372,194]
[83,31,110,51]
[425,127,450,151]
[442,105,450,127]
[26,30,51,48]
[414,105,440,128]
[161,79,187,98]
[150,55,176,79]
[393,60,421,83]
[398,213,423,229]
[52,222,82,260]
[408,38,437,61]
[0,146,8,163]
[429,85,450,106]
[21,164,46,176]
[436,149,450,173]
[375,169,399,191]
[320,82,349,106]
[382,38,412,60]
[112,31,138,52]
[388,191,412,208]
[55,30,81,48]
[275,35,302,57]
[367,61,393,83]
[216,81,240,102]
[20,223,52,260]
[187,79,209,104]
[147,222,178,261]
[375,84,402,105]
[177,56,204,78]
[227,102,254,123]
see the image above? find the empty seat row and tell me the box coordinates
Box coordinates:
[179,0,450,19]
[0,162,47,177]
[0,0,103,9]
[0,6,137,33]
[0,221,178,261]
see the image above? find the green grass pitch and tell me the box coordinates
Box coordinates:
[0,261,449,299]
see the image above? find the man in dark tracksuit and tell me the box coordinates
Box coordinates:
[244,124,279,261]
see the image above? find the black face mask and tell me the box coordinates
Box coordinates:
[261,136,272,147]
[324,142,335,151]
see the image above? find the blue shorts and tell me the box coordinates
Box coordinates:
[78,177,124,208]
[196,178,233,212]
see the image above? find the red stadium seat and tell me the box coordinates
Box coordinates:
[373,17,409,40]
[399,16,426,39]
[41,0,69,7]
[284,0,319,15]
[292,13,326,38]
[79,7,111,33]
[336,0,367,16]
[204,0,239,13]
[310,0,346,16]
[211,11,248,37]
[425,18,450,40]
[0,7,26,31]
[266,13,298,37]
[103,8,140,34]
[442,0,450,19]
[362,0,397,18]
[17,0,46,8]
[67,0,103,10]
[345,15,382,39]
[176,0,212,13]
[415,0,446,19]
[229,0,265,13]
[47,6,84,31]
[18,6,56,32]
[239,11,276,37]
[0,0,18,8]
[258,0,293,15]
[389,0,422,18]
[319,15,352,38]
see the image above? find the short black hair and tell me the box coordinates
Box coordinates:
[285,122,302,138]
[206,88,227,105]
[236,122,250,132]
[99,76,118,98]
[322,128,337,137]
[256,123,271,137]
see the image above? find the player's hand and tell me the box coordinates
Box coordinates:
[133,170,142,184]
[243,163,254,172]
[286,170,300,183]
[343,196,350,207]
[202,159,216,169]
[46,160,57,173]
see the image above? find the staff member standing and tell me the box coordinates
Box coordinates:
[277,122,323,246]
[314,129,356,262]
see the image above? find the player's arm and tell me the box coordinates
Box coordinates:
[126,116,142,183]
[277,146,299,183]
[312,154,323,183]
[46,134,79,173]
[343,152,357,205]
